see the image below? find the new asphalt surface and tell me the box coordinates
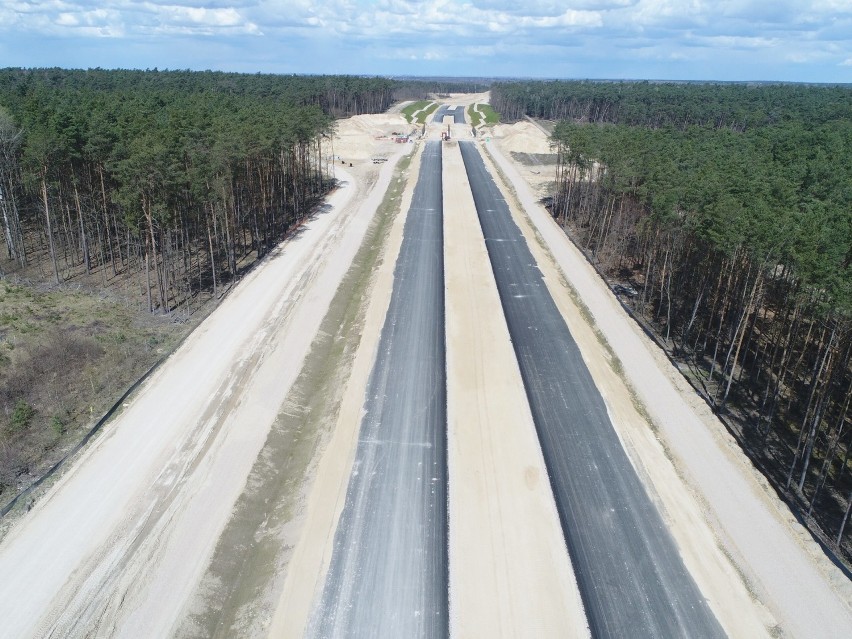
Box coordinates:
[308,141,448,639]
[432,105,466,123]
[458,141,725,638]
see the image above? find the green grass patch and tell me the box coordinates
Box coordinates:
[0,282,187,499]
[479,104,500,124]
[402,100,431,123]
[468,104,483,127]
[10,400,35,432]
[415,102,440,124]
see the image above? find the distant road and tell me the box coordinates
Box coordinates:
[308,141,448,638]
[459,141,724,638]
[432,104,466,123]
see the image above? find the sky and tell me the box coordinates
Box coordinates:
[1,0,851,83]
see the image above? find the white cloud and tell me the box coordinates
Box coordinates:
[236,0,603,41]
[145,4,260,34]
[688,34,780,50]
[55,12,78,26]
[812,0,852,12]
[0,0,850,80]
[473,0,635,11]
[1,0,261,37]
[786,50,826,63]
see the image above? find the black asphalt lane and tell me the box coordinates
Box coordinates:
[458,141,725,639]
[308,141,448,639]
[432,104,466,124]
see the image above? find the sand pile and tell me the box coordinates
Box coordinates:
[492,121,554,155]
[491,121,558,198]
[331,113,416,163]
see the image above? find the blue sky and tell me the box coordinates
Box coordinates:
[1,0,851,82]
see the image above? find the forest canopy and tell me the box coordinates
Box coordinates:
[0,68,420,312]
[491,79,852,130]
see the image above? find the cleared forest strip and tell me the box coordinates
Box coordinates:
[485,138,852,638]
[443,141,588,637]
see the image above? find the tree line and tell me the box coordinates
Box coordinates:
[391,77,492,101]
[491,79,852,131]
[0,68,415,313]
[524,81,852,560]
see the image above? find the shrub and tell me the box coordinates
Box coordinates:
[50,415,64,436]
[10,400,35,432]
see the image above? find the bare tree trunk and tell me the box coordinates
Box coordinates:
[787,324,835,490]
[144,236,152,313]
[206,208,217,298]
[837,488,852,548]
[98,165,117,275]
[74,181,90,274]
[709,252,738,386]
[719,271,763,407]
[808,389,850,517]
[0,114,25,266]
[797,326,841,492]
[41,171,60,284]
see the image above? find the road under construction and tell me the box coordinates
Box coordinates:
[0,99,849,639]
